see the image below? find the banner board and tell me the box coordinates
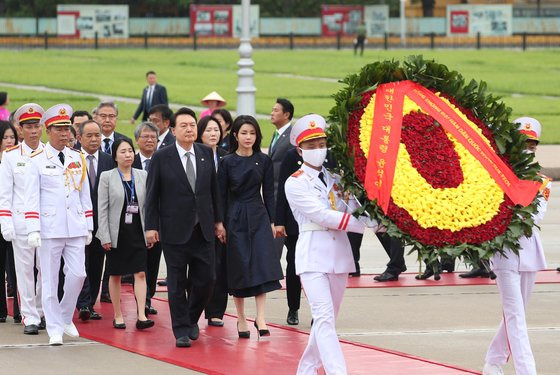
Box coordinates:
[447,5,512,36]
[57,5,129,38]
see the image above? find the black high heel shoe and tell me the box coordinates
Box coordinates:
[237,322,250,339]
[254,321,270,337]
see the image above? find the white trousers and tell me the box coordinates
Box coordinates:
[485,270,537,375]
[39,237,86,337]
[12,235,43,326]
[297,272,348,375]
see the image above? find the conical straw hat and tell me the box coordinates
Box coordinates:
[201,91,226,107]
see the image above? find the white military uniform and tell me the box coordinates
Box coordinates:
[285,114,376,375]
[24,106,93,340]
[0,141,45,327]
[485,117,549,375]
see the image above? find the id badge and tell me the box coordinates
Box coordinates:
[127,204,139,214]
[125,212,133,224]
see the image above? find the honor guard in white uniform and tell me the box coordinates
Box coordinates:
[285,114,378,375]
[0,103,45,334]
[483,117,550,375]
[24,104,94,346]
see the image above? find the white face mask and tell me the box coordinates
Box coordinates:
[300,147,327,168]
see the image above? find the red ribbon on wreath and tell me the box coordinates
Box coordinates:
[364,80,541,213]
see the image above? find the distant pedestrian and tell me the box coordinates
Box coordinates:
[131,71,168,123]
[354,22,367,56]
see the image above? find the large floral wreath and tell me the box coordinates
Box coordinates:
[327,56,542,269]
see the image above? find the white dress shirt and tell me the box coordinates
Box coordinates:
[157,128,170,150]
[176,142,196,177]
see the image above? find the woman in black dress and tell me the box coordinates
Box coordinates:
[219,115,283,338]
[196,116,228,327]
[97,139,154,330]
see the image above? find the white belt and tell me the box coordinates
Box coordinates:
[300,223,328,232]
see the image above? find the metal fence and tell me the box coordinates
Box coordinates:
[0,32,559,50]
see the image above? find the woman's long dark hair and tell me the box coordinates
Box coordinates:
[196,115,223,145]
[229,115,262,154]
[0,120,18,151]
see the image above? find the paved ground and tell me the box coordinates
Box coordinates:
[1,184,559,374]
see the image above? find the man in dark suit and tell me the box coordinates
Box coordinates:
[131,71,168,123]
[148,104,175,150]
[145,107,225,348]
[268,98,295,259]
[75,120,115,320]
[95,102,132,156]
[132,121,160,315]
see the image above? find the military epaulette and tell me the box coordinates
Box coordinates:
[30,149,43,158]
[5,145,19,152]
[291,170,304,178]
[538,172,552,182]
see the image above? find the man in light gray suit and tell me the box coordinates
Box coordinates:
[268,98,294,258]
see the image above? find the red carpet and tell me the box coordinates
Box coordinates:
[74,286,480,375]
[155,269,560,293]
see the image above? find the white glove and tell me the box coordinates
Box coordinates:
[86,231,93,245]
[1,225,15,242]
[358,215,378,230]
[27,232,41,248]
[376,224,387,233]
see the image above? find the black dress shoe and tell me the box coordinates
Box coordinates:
[113,320,126,329]
[100,293,112,303]
[254,321,270,337]
[237,322,250,339]
[24,324,39,335]
[157,279,167,287]
[38,317,46,329]
[208,318,224,327]
[136,319,154,330]
[287,310,299,325]
[78,307,91,321]
[415,268,436,280]
[13,315,22,324]
[374,272,399,282]
[557,267,560,272]
[0,317,6,323]
[188,324,199,340]
[145,305,158,315]
[458,268,489,278]
[176,336,191,347]
[90,310,102,320]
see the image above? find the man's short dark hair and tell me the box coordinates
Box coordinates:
[148,104,175,127]
[146,70,156,76]
[276,98,294,120]
[71,110,92,123]
[174,107,197,124]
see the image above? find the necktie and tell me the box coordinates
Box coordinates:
[147,86,153,108]
[185,152,196,192]
[270,131,279,151]
[318,172,327,187]
[103,138,111,154]
[87,155,96,187]
[144,158,151,172]
[58,151,65,166]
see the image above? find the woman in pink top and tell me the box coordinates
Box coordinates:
[200,91,226,119]
[0,93,9,121]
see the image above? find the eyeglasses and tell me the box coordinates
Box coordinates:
[98,114,117,120]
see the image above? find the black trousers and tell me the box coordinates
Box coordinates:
[376,232,406,275]
[145,242,162,306]
[76,238,105,309]
[285,234,301,311]
[163,225,215,339]
[348,232,363,274]
[204,241,227,319]
[354,35,365,55]
[0,234,20,318]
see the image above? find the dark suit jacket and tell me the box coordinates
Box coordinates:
[133,84,168,121]
[132,153,148,170]
[88,150,115,234]
[158,129,175,150]
[145,142,223,245]
[275,148,336,236]
[268,124,293,198]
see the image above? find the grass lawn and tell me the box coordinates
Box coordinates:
[0,49,558,143]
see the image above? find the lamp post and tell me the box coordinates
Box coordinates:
[236,0,256,116]
[400,0,407,46]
